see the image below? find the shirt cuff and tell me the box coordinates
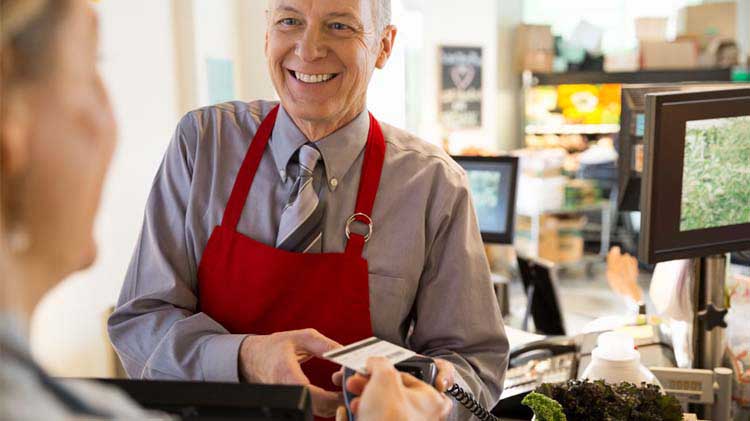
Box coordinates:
[201,334,247,382]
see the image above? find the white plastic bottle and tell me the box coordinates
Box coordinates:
[580,331,660,386]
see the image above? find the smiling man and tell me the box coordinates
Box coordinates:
[108,0,509,419]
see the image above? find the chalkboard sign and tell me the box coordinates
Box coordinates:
[439,46,483,130]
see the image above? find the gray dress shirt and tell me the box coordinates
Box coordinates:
[108,100,509,419]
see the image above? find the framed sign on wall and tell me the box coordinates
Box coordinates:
[439,46,483,130]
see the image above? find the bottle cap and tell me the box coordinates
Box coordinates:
[594,331,638,361]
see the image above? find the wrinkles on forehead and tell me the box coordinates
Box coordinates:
[267,0,380,31]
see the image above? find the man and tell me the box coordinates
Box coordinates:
[108,0,508,419]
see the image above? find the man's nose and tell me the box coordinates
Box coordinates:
[295,27,327,62]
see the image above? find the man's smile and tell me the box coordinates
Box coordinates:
[287,69,340,84]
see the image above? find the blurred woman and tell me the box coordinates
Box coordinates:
[0,0,163,418]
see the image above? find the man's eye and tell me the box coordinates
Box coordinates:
[329,22,351,31]
[278,18,300,26]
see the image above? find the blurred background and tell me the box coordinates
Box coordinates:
[29,0,749,382]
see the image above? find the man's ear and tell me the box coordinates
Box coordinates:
[1,97,32,178]
[375,25,398,69]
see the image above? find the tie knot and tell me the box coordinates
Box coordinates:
[298,144,321,176]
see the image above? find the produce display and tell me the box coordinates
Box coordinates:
[523,380,683,421]
[525,84,622,127]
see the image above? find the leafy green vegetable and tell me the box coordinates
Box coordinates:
[530,380,682,421]
[521,392,567,421]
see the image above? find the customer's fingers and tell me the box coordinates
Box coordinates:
[332,369,344,387]
[346,373,370,395]
[350,397,361,415]
[365,357,401,388]
[335,406,348,421]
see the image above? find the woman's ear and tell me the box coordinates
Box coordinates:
[375,25,398,69]
[1,96,32,177]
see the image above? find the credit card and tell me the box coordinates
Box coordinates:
[322,337,416,374]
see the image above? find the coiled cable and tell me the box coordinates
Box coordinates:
[445,383,499,421]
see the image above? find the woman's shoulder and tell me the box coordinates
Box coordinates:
[1,335,170,420]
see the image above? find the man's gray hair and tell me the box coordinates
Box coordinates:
[375,0,391,31]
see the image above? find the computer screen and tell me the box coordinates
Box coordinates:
[617,83,744,212]
[517,256,565,336]
[640,87,750,264]
[452,156,519,244]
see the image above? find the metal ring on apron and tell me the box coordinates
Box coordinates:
[345,213,373,242]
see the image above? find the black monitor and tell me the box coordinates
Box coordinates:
[517,256,565,336]
[640,87,750,264]
[618,83,745,212]
[452,156,519,244]
[91,379,312,421]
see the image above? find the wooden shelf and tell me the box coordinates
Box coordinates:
[526,68,733,86]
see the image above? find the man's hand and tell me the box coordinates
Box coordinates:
[345,357,452,421]
[239,329,342,417]
[433,358,456,392]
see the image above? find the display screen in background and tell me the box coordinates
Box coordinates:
[680,115,750,232]
[635,113,645,137]
[463,162,514,235]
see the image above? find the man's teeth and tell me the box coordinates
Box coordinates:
[294,71,335,84]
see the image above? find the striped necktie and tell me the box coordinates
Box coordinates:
[276,143,325,253]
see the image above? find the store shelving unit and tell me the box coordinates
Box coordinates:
[516,201,611,276]
[525,68,733,87]
[524,123,620,135]
[522,68,734,142]
[518,68,734,271]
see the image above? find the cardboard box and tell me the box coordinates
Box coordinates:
[516,24,554,52]
[678,2,736,47]
[635,17,668,42]
[516,24,554,72]
[515,215,586,263]
[520,50,554,73]
[640,41,698,70]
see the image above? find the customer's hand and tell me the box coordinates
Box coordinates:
[331,357,455,391]
[239,329,342,418]
[346,357,452,421]
[606,246,643,303]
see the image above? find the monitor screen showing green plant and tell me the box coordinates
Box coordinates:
[680,115,750,232]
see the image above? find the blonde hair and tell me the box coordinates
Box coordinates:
[0,0,70,87]
[1,0,69,238]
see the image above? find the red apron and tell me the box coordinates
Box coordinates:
[197,105,385,417]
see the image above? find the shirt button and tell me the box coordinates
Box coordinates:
[329,178,339,189]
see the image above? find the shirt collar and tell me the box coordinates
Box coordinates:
[269,106,370,190]
[270,106,308,183]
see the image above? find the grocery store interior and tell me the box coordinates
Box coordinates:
[4,0,750,420]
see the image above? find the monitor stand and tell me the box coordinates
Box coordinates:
[691,254,730,420]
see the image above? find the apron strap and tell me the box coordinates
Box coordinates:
[345,113,386,257]
[219,104,384,258]
[221,105,280,229]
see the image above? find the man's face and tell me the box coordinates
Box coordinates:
[266,0,393,127]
